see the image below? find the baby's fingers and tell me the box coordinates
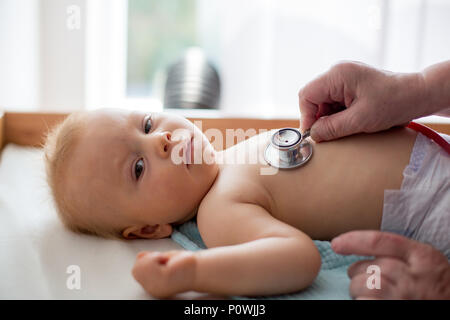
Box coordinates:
[136,251,151,259]
[133,252,164,278]
[134,251,184,275]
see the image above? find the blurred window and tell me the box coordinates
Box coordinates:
[127,0,198,96]
[83,0,450,120]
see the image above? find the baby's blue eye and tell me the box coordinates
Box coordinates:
[135,159,144,180]
[144,116,152,134]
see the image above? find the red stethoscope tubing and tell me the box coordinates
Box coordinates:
[407,121,450,155]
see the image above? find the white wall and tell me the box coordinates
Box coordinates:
[1,0,449,116]
[40,0,86,112]
[0,0,86,112]
[197,0,386,117]
[0,0,40,111]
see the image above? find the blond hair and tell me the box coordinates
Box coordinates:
[43,112,123,240]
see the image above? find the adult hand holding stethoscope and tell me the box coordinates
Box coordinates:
[265,60,450,169]
[299,61,450,143]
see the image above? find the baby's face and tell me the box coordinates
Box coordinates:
[67,108,218,237]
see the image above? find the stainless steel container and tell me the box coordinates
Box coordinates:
[164,47,221,109]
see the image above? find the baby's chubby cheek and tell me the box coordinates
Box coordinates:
[146,174,193,209]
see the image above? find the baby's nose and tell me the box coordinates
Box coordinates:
[156,131,173,158]
[162,132,171,150]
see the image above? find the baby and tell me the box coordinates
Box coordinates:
[43,108,449,298]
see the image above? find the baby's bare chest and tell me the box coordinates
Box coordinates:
[211,128,416,239]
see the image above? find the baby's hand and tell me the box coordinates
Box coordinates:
[132,250,197,298]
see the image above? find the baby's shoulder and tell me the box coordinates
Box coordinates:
[197,176,245,217]
[199,167,264,213]
[196,187,272,248]
[196,171,271,245]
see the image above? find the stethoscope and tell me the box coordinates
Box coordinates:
[264,122,450,170]
[264,128,313,169]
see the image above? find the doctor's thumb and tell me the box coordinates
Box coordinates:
[310,111,356,142]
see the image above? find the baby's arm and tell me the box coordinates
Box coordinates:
[132,202,321,298]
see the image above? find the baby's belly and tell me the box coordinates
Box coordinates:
[259,127,418,240]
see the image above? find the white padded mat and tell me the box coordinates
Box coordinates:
[0,144,207,299]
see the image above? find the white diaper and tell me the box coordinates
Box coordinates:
[381,132,450,258]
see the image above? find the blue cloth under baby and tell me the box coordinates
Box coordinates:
[172,220,369,300]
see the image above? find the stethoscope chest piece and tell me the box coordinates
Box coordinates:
[264,128,313,169]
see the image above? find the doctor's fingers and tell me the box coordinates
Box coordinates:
[347,257,410,282]
[349,272,403,300]
[298,94,319,133]
[331,231,417,263]
[298,69,340,132]
[347,257,408,285]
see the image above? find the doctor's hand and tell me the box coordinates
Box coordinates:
[331,230,450,300]
[298,60,449,142]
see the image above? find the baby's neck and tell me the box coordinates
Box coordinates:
[174,150,224,226]
[174,206,199,225]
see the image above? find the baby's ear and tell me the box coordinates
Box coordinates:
[122,224,173,240]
